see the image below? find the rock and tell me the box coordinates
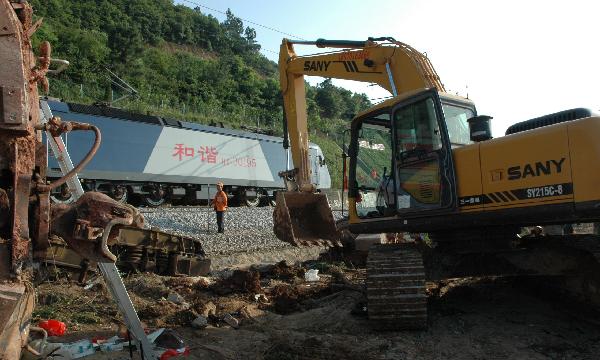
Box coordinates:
[199,301,217,317]
[223,313,239,329]
[304,269,320,282]
[191,315,208,329]
[167,292,185,304]
[254,294,269,303]
[193,276,212,290]
[154,329,185,349]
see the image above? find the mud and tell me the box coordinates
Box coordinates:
[269,260,306,281]
[212,269,262,295]
[32,261,600,360]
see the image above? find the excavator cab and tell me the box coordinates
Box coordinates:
[347,89,476,232]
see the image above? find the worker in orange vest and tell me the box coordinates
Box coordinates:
[212,182,228,233]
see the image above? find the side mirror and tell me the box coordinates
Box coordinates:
[467,115,493,142]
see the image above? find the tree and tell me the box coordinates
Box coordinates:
[315,79,343,119]
[223,9,244,36]
[244,27,261,52]
[222,9,245,53]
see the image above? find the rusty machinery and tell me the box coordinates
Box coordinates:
[0,1,207,358]
[0,1,141,357]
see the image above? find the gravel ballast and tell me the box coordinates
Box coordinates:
[141,206,294,256]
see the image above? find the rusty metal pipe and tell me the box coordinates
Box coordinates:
[99,215,133,263]
[43,124,101,192]
[25,326,47,356]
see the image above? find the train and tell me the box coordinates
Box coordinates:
[45,99,331,206]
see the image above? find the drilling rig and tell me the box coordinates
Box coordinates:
[0,1,154,357]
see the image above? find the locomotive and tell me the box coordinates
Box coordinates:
[46,100,331,206]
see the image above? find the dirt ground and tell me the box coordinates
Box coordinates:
[31,255,600,360]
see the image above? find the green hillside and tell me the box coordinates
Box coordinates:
[30,0,373,188]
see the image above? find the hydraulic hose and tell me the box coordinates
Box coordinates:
[41,123,101,192]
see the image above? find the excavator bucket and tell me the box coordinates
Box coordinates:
[273,191,340,247]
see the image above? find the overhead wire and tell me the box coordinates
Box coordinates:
[179,0,307,42]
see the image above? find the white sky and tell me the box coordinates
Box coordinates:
[177,0,600,136]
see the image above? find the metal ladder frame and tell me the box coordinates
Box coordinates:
[40,100,157,359]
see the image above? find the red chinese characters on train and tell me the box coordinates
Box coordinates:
[172,144,218,163]
[172,144,194,161]
[172,144,256,168]
[197,146,218,163]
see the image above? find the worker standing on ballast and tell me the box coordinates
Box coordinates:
[212,182,228,233]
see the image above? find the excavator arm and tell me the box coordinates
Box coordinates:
[274,37,445,246]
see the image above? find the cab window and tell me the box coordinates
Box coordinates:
[394,98,442,158]
[393,97,443,211]
[355,121,393,217]
[442,103,475,147]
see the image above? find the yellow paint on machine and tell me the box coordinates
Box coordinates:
[567,117,600,204]
[453,144,483,211]
[480,122,572,208]
[453,116,600,213]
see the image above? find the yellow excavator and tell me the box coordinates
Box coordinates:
[273,37,449,247]
[274,37,600,329]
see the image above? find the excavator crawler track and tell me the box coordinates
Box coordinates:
[366,243,427,330]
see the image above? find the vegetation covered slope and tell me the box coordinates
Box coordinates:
[30,0,374,188]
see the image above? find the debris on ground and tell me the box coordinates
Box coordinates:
[32,254,600,359]
[24,339,95,360]
[193,301,216,318]
[212,269,262,295]
[270,260,306,280]
[167,292,188,307]
[191,316,208,329]
[154,329,185,350]
[304,269,320,282]
[270,284,301,314]
[222,313,239,328]
[38,319,67,336]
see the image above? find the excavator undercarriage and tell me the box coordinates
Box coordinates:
[362,227,600,330]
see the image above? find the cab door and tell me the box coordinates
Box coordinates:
[392,91,457,214]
